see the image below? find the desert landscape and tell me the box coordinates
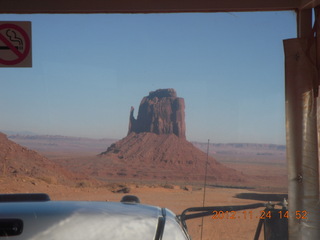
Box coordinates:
[0,132,287,240]
[0,89,287,240]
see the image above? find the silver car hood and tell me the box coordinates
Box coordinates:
[0,201,188,240]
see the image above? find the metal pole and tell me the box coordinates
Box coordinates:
[284,8,320,240]
[200,139,209,240]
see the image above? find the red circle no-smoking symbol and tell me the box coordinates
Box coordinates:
[0,23,31,65]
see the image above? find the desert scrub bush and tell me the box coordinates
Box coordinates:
[37,176,55,184]
[76,181,91,188]
[161,183,174,189]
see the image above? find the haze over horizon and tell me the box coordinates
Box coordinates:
[2,129,287,147]
[1,12,296,144]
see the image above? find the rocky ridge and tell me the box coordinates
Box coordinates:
[0,132,75,184]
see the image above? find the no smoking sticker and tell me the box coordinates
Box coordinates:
[0,21,32,67]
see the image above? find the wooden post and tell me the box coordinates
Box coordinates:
[285,8,320,240]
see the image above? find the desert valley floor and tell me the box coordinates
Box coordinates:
[1,134,287,240]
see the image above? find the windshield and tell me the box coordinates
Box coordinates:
[0,12,295,239]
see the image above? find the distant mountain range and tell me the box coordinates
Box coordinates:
[192,141,285,154]
[1,130,38,136]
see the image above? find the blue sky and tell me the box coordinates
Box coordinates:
[0,12,296,144]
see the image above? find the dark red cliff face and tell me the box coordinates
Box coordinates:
[128,89,186,139]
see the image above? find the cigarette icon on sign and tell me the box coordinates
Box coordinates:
[0,46,23,50]
[0,29,24,50]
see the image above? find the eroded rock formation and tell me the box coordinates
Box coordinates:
[97,89,248,185]
[128,89,186,138]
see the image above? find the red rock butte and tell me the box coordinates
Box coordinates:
[98,89,247,185]
[128,88,186,138]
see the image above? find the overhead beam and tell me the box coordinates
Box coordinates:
[299,0,320,9]
[0,0,300,14]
